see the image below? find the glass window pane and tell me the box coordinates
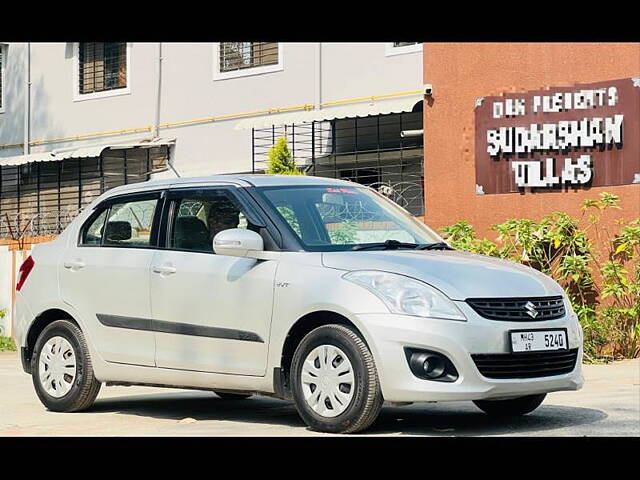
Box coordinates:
[81,209,108,246]
[103,198,157,247]
[260,185,439,251]
[169,190,251,253]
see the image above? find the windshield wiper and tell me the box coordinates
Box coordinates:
[352,240,421,251]
[415,242,455,251]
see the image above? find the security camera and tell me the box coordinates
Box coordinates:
[423,84,433,97]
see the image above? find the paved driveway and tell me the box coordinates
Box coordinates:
[1,352,638,436]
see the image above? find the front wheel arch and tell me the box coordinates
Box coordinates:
[279,310,371,398]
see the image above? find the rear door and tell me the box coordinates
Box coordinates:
[60,191,164,366]
[149,186,278,376]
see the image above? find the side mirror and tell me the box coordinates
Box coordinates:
[213,228,264,257]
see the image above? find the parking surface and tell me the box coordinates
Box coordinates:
[1,352,638,436]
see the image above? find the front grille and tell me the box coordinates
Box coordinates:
[466,296,565,321]
[472,349,579,379]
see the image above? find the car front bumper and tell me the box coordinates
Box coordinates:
[356,302,584,403]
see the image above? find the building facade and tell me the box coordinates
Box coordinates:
[0,42,425,242]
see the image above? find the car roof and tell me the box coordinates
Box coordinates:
[103,174,359,197]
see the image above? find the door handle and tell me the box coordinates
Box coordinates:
[152,265,177,275]
[63,260,86,270]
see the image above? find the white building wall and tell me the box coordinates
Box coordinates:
[1,42,423,176]
[0,246,13,336]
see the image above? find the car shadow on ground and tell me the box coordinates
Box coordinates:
[87,390,608,436]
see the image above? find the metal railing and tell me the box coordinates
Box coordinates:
[251,111,425,215]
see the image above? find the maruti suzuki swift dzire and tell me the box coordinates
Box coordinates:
[15,175,583,433]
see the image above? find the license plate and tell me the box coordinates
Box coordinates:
[510,329,568,353]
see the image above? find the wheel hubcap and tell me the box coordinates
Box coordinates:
[39,336,76,398]
[301,344,355,418]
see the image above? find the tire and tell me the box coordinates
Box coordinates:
[213,391,253,400]
[31,319,101,412]
[473,393,546,416]
[290,324,383,434]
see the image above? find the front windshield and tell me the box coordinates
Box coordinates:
[258,185,443,251]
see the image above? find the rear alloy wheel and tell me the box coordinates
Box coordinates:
[473,393,547,416]
[290,324,383,434]
[31,319,101,412]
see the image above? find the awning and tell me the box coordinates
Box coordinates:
[234,95,423,130]
[0,138,176,167]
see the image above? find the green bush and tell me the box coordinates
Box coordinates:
[265,137,303,175]
[0,309,17,352]
[440,193,640,363]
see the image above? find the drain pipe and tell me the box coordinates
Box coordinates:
[23,43,31,155]
[315,42,322,110]
[152,42,163,140]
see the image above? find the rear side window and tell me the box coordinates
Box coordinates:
[81,209,108,246]
[103,198,158,247]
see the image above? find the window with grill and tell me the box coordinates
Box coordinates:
[386,42,422,56]
[219,42,279,73]
[78,42,127,95]
[393,42,419,47]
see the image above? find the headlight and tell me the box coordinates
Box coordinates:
[343,270,466,321]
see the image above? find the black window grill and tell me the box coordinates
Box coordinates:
[79,42,127,95]
[220,42,278,73]
[466,296,566,321]
[393,42,419,48]
[0,146,169,239]
[251,109,425,216]
[472,349,579,379]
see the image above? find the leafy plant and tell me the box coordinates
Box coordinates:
[265,137,303,175]
[440,193,640,362]
[0,309,17,352]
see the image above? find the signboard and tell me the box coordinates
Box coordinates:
[475,77,640,194]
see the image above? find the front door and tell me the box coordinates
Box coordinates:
[150,186,277,376]
[60,192,162,366]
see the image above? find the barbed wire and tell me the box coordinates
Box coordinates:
[0,207,85,239]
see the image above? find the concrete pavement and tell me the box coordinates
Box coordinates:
[1,352,638,436]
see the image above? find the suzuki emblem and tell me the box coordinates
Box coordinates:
[525,301,539,318]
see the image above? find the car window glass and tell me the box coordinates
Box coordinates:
[260,186,439,250]
[103,198,158,247]
[80,209,108,246]
[170,190,252,253]
[314,200,414,245]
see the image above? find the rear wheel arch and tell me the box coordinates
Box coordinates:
[24,309,81,372]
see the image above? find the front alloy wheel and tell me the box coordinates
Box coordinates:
[291,324,383,434]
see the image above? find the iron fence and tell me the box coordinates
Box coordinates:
[252,111,425,215]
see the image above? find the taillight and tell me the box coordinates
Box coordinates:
[16,255,35,292]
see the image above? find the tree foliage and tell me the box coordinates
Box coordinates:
[266,137,303,175]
